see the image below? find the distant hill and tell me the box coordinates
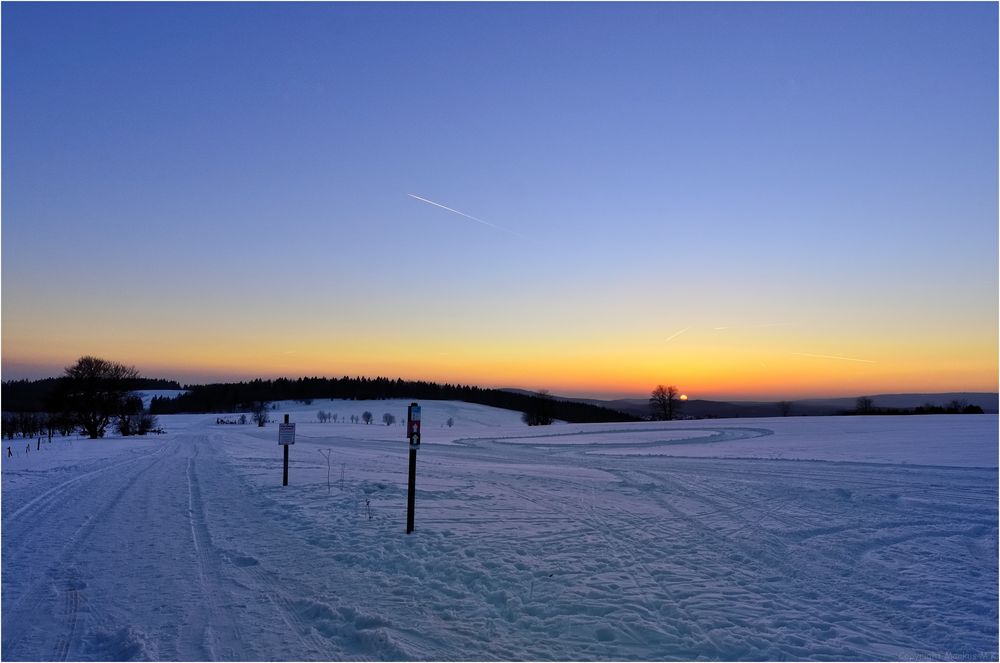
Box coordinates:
[150,377,641,424]
[564,398,830,419]
[541,392,999,418]
[2,376,637,424]
[795,393,998,413]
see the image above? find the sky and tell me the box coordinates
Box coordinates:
[2,2,997,400]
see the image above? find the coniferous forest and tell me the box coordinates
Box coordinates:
[148,376,639,424]
[1,375,639,424]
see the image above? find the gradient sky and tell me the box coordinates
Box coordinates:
[2,2,997,400]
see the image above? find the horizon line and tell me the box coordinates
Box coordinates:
[3,369,995,404]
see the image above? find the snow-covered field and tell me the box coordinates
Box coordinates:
[2,401,997,661]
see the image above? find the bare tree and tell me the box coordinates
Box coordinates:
[362,411,373,425]
[382,413,395,426]
[135,411,159,435]
[250,401,270,427]
[115,395,144,436]
[522,390,555,426]
[59,356,141,438]
[446,417,454,428]
[649,385,680,420]
[856,396,874,414]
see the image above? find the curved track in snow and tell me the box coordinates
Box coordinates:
[2,411,997,661]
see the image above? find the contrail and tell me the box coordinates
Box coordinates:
[792,352,875,364]
[714,322,792,331]
[407,194,524,238]
[663,326,690,343]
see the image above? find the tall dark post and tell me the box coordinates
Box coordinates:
[406,402,421,534]
[283,413,289,486]
[406,448,416,532]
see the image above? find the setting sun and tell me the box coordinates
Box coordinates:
[680,394,689,401]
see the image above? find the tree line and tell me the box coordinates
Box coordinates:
[2,376,179,413]
[2,356,162,439]
[147,376,639,424]
[851,396,984,416]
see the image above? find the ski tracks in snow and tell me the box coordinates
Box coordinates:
[3,434,355,661]
[3,417,996,661]
[594,459,998,660]
[182,446,246,660]
[181,433,411,661]
[2,443,167,661]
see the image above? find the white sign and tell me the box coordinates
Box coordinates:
[278,423,296,445]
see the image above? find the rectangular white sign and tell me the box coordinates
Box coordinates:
[278,423,296,445]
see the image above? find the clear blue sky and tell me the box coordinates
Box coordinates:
[3,2,997,399]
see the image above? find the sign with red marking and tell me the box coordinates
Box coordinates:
[407,405,421,445]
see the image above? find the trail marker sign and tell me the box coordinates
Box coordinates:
[406,402,420,534]
[407,405,421,447]
[280,415,294,486]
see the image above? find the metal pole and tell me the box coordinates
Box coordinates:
[283,414,289,486]
[406,402,420,534]
[406,448,416,533]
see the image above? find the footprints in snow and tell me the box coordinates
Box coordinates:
[289,599,404,658]
[229,555,259,568]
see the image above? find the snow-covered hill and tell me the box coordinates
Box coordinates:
[2,403,996,660]
[136,389,188,410]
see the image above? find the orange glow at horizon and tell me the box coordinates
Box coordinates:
[4,302,997,400]
[5,330,997,401]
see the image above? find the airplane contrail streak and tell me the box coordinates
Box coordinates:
[714,322,792,331]
[791,352,875,364]
[407,194,524,238]
[663,326,690,343]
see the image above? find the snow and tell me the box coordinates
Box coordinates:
[2,402,997,661]
[135,390,188,410]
